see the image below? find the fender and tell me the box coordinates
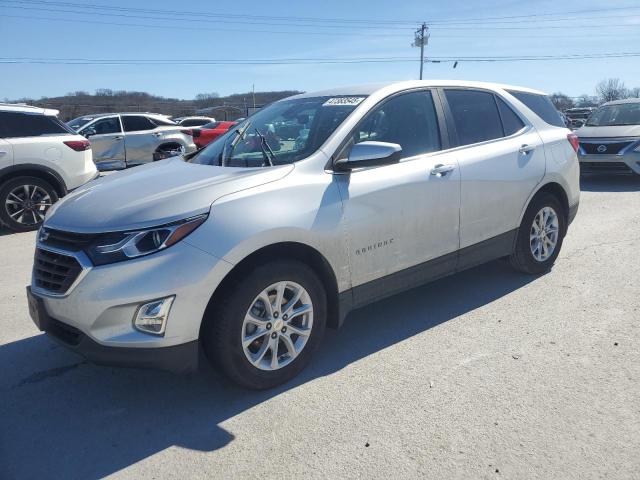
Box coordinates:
[0,163,68,195]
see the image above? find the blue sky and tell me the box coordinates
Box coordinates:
[1,0,639,100]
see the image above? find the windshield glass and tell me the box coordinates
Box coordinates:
[189,95,365,167]
[586,103,640,126]
[67,116,96,131]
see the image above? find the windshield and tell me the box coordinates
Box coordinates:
[189,95,365,167]
[67,116,96,131]
[586,103,640,126]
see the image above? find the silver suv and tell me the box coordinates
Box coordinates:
[576,99,640,175]
[27,81,580,389]
[67,113,197,171]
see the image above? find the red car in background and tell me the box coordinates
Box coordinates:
[192,121,237,149]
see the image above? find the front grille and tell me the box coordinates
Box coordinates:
[39,227,98,251]
[33,248,83,294]
[580,141,633,155]
[580,162,633,174]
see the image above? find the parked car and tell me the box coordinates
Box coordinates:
[193,121,237,149]
[565,107,595,129]
[575,98,640,175]
[27,81,580,389]
[67,113,197,171]
[173,116,216,127]
[0,104,98,231]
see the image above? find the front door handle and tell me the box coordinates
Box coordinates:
[430,163,455,176]
[519,144,536,154]
[0,151,7,157]
[113,136,123,141]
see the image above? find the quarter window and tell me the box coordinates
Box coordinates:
[122,116,157,132]
[507,90,564,127]
[351,90,441,159]
[445,89,503,146]
[496,97,525,136]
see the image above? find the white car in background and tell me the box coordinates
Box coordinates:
[0,104,98,232]
[67,113,197,171]
[173,116,216,127]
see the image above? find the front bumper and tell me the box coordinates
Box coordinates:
[578,151,640,175]
[28,286,199,373]
[28,239,234,372]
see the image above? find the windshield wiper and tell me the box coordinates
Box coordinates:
[221,121,251,166]
[253,127,276,167]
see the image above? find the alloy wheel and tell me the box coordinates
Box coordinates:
[4,184,52,226]
[530,206,559,262]
[241,281,314,371]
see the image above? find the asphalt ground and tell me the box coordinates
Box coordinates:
[1,175,639,479]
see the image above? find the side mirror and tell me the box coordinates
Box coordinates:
[83,127,96,138]
[334,141,402,171]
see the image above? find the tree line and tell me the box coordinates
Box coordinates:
[550,78,640,111]
[4,89,302,121]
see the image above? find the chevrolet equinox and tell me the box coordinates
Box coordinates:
[27,81,580,389]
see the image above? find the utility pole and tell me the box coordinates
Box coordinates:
[412,23,429,80]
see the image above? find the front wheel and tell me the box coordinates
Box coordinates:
[0,177,59,232]
[510,192,566,275]
[202,260,327,389]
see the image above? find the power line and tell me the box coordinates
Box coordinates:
[3,12,638,40]
[1,0,639,30]
[2,52,639,66]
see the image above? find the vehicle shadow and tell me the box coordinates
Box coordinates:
[0,226,16,237]
[0,260,537,479]
[580,174,640,192]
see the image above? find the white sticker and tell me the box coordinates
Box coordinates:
[322,96,365,107]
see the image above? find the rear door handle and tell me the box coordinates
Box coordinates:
[519,144,536,154]
[0,151,7,157]
[113,136,123,141]
[430,163,456,176]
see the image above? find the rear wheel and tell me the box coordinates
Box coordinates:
[202,260,327,389]
[510,192,566,274]
[0,177,58,232]
[153,144,185,161]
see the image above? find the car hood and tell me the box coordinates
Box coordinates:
[45,157,294,233]
[576,124,640,139]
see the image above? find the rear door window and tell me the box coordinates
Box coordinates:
[352,90,441,159]
[444,89,503,146]
[122,116,157,132]
[0,112,71,138]
[507,90,564,127]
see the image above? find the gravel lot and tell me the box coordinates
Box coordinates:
[1,176,639,480]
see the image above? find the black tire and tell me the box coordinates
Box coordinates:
[202,259,327,390]
[510,192,566,275]
[0,176,59,232]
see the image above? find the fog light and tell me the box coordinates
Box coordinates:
[133,296,174,336]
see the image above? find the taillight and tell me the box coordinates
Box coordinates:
[181,129,194,136]
[64,139,91,151]
[567,133,580,153]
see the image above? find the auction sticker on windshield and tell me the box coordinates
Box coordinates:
[323,97,366,107]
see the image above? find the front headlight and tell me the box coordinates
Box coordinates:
[87,214,208,266]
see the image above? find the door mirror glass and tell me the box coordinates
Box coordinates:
[335,141,402,171]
